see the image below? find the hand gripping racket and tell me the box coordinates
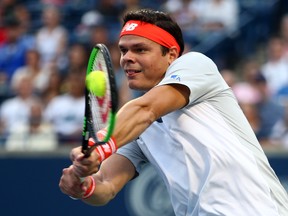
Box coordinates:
[82,43,118,157]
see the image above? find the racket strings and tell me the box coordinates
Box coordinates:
[88,52,112,142]
[93,53,112,100]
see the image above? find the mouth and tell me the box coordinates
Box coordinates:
[125,69,142,76]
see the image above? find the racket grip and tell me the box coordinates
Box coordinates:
[69,176,95,200]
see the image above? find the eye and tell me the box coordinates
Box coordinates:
[136,48,145,53]
[119,48,127,55]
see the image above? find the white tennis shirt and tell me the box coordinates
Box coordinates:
[117,52,288,215]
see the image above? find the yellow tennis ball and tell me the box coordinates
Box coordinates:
[86,70,106,97]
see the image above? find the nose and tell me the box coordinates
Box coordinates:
[121,50,135,63]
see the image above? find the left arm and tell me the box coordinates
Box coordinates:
[113,83,190,148]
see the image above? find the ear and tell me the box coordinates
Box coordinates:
[168,46,179,65]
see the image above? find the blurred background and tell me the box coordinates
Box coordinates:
[0,0,288,215]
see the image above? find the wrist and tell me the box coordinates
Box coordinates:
[93,129,117,162]
[82,176,96,199]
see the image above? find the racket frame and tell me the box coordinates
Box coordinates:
[82,44,118,157]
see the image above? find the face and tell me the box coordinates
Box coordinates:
[119,35,175,91]
[268,38,284,61]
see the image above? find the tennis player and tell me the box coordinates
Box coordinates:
[59,9,288,215]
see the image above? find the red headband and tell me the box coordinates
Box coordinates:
[120,20,180,53]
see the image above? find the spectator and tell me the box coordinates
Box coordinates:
[41,65,63,107]
[274,83,288,107]
[62,42,89,76]
[0,73,38,138]
[41,0,67,7]
[220,69,237,87]
[193,0,239,69]
[0,0,18,21]
[161,0,203,45]
[74,17,112,47]
[96,0,125,24]
[260,36,288,97]
[75,0,124,44]
[241,58,262,84]
[0,0,18,45]
[5,99,58,151]
[197,0,239,36]
[272,16,288,106]
[269,104,288,150]
[231,59,262,105]
[89,24,111,48]
[0,16,35,83]
[13,4,32,35]
[73,10,104,44]
[278,13,288,58]
[11,49,52,95]
[0,26,6,45]
[43,69,85,144]
[220,67,280,143]
[0,71,10,103]
[253,73,285,145]
[123,0,140,13]
[35,5,68,71]
[239,102,262,137]
[221,63,261,105]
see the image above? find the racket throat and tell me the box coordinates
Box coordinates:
[85,131,90,141]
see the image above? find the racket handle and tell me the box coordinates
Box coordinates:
[69,176,95,200]
[69,177,85,200]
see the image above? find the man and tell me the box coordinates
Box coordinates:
[59,9,288,215]
[0,16,35,83]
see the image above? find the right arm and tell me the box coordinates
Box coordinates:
[59,153,136,206]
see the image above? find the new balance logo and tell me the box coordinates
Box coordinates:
[170,75,180,81]
[122,23,138,32]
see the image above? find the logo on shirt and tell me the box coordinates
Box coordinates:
[170,74,180,81]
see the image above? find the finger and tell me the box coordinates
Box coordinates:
[81,178,89,192]
[75,153,85,162]
[70,146,82,161]
[71,163,92,179]
[72,164,86,177]
[59,175,83,198]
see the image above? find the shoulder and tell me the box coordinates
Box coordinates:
[45,94,66,107]
[171,52,218,71]
[166,51,219,79]
[55,26,67,35]
[1,97,18,107]
[179,51,212,61]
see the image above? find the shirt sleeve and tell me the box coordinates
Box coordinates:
[116,139,148,174]
[157,52,229,105]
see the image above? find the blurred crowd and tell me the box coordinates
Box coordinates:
[0,0,288,151]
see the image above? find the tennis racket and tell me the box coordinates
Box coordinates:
[82,43,118,157]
